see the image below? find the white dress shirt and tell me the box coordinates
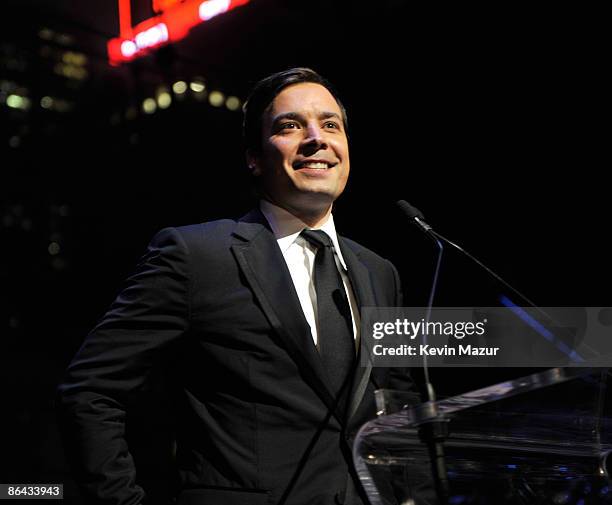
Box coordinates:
[259,200,360,349]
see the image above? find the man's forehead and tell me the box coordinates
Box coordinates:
[267,82,342,116]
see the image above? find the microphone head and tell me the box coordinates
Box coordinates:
[396,200,425,220]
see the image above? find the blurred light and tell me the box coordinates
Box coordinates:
[172,81,187,94]
[73,53,87,65]
[8,317,19,329]
[59,205,70,217]
[6,95,21,108]
[21,219,32,231]
[208,90,224,107]
[225,96,241,111]
[54,99,72,112]
[199,0,231,21]
[40,96,54,109]
[114,23,170,62]
[56,33,74,46]
[121,40,138,58]
[108,0,250,65]
[8,136,20,148]
[62,51,87,65]
[48,242,61,255]
[38,28,54,40]
[153,0,182,12]
[54,63,88,80]
[190,81,205,93]
[42,98,72,113]
[157,92,172,109]
[142,98,157,114]
[7,94,30,110]
[135,23,168,50]
[70,66,88,80]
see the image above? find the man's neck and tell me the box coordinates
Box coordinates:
[261,198,332,229]
[292,208,332,229]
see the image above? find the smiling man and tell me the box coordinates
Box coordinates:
[246,79,349,228]
[56,68,414,505]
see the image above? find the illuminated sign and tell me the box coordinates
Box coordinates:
[152,0,184,13]
[108,0,249,65]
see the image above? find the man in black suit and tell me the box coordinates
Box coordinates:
[56,68,415,505]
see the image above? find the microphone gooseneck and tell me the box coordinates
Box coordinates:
[396,200,440,403]
[396,199,542,309]
[396,199,449,504]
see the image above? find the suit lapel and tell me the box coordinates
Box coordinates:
[338,237,378,423]
[230,209,340,414]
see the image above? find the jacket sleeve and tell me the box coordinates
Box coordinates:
[55,227,191,505]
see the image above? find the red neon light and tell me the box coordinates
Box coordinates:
[108,0,249,65]
[118,0,133,38]
[153,0,184,13]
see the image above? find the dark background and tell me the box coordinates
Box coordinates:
[1,1,609,502]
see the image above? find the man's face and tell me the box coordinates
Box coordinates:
[249,82,350,216]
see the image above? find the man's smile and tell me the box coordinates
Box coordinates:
[292,159,338,170]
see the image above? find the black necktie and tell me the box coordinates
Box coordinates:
[300,229,355,402]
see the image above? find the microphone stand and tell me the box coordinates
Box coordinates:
[397,199,603,504]
[414,214,450,505]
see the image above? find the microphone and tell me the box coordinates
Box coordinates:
[396,199,541,311]
[396,200,431,232]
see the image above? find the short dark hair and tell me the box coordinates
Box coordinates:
[242,67,348,153]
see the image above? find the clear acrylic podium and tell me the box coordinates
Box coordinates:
[353,368,612,504]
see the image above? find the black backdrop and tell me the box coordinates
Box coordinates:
[1,1,609,502]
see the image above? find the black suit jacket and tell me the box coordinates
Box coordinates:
[56,209,415,505]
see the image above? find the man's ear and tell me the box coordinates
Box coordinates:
[245,149,262,177]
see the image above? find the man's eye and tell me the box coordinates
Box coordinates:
[324,121,339,129]
[280,122,299,129]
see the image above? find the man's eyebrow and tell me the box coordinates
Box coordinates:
[271,111,342,125]
[319,111,342,121]
[271,112,303,124]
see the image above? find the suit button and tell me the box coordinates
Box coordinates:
[334,491,345,504]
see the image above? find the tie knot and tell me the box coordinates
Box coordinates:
[300,229,333,249]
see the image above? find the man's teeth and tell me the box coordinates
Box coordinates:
[298,162,330,169]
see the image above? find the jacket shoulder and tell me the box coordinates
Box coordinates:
[143,220,241,263]
[340,236,396,269]
[174,219,238,240]
[152,219,238,243]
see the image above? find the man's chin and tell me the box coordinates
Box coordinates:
[289,191,340,216]
[293,179,342,197]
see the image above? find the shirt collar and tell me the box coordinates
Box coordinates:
[259,199,348,270]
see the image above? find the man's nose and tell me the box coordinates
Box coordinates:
[302,123,327,150]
